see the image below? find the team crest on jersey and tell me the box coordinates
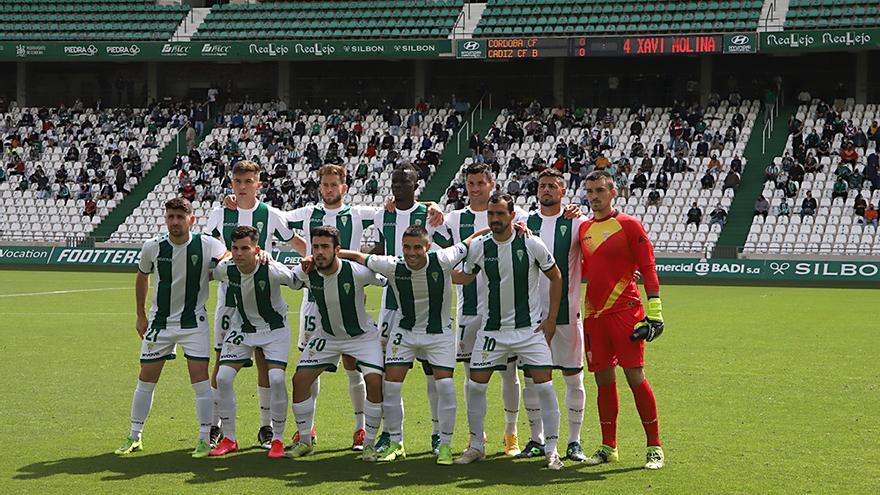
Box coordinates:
[258,280,267,291]
[190,254,199,266]
[516,249,525,261]
[343,282,352,294]
[415,219,422,226]
[256,221,264,232]
[391,345,399,355]
[604,230,611,239]
[559,225,568,236]
[431,272,440,282]
[147,343,154,351]
[340,216,348,226]
[481,351,489,361]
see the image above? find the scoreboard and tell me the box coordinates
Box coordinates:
[463,35,727,59]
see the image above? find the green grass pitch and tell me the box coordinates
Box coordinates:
[0,270,877,494]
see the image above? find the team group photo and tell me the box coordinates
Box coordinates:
[1,1,878,494]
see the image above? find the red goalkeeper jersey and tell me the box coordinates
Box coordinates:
[578,210,659,319]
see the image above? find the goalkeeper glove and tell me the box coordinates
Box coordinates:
[630,297,664,342]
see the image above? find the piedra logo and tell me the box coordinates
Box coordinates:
[105,44,141,57]
[64,45,98,57]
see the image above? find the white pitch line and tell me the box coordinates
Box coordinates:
[0,287,129,298]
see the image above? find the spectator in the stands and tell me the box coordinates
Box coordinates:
[0,166,6,185]
[778,199,790,217]
[644,188,660,207]
[694,135,709,158]
[789,161,805,183]
[83,198,97,219]
[661,152,676,175]
[507,176,522,197]
[686,202,702,225]
[653,170,669,192]
[854,193,867,217]
[785,179,798,199]
[831,177,848,202]
[840,142,859,165]
[631,171,648,193]
[723,170,741,191]
[651,140,664,158]
[98,181,114,200]
[729,154,743,174]
[185,122,196,152]
[365,175,379,200]
[181,183,197,202]
[707,154,722,175]
[700,170,715,189]
[863,204,878,228]
[752,196,769,220]
[708,203,727,227]
[800,191,818,218]
[614,170,629,200]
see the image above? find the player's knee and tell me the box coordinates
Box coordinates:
[216,366,237,389]
[530,369,553,384]
[623,367,645,388]
[268,367,286,388]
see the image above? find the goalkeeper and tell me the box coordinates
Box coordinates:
[577,170,665,470]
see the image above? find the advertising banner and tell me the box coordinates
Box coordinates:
[723,33,757,54]
[0,40,452,61]
[655,258,880,283]
[760,28,880,52]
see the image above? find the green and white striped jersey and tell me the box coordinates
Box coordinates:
[206,201,294,252]
[372,203,438,311]
[212,259,293,333]
[434,206,527,318]
[464,233,556,332]
[291,260,386,339]
[526,210,585,325]
[285,204,379,252]
[138,232,227,330]
[366,243,469,334]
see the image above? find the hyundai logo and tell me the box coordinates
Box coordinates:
[463,41,480,51]
[731,35,750,45]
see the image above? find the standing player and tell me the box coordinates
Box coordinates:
[286,226,387,462]
[518,169,588,462]
[578,170,665,470]
[432,163,527,455]
[115,198,227,458]
[336,224,481,465]
[454,193,566,471]
[370,164,444,453]
[209,226,295,459]
[206,160,298,450]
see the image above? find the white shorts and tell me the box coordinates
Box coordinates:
[213,282,238,352]
[469,327,553,371]
[219,327,291,368]
[550,321,585,372]
[296,296,321,351]
[455,314,483,362]
[298,331,384,375]
[385,329,457,371]
[378,308,398,348]
[141,318,211,363]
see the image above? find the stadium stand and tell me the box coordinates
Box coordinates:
[0,105,179,242]
[784,0,880,30]
[439,97,759,255]
[193,0,463,41]
[743,99,880,255]
[109,102,459,243]
[0,0,189,42]
[474,0,763,37]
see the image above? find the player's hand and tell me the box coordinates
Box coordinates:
[535,319,557,345]
[223,194,238,210]
[299,255,315,273]
[562,203,583,219]
[136,315,148,339]
[512,221,532,238]
[634,270,642,282]
[383,196,396,212]
[426,202,444,227]
[630,298,664,342]
[256,250,272,265]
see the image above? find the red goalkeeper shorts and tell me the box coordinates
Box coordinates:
[583,307,645,373]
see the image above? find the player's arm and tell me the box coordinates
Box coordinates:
[452,237,482,284]
[533,238,562,343]
[337,249,369,265]
[287,233,307,256]
[135,271,149,339]
[623,218,664,342]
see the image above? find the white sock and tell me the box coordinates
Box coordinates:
[257,385,272,428]
[534,381,561,456]
[522,377,545,444]
[435,377,456,446]
[129,380,156,440]
[211,386,221,428]
[216,366,239,441]
[563,372,585,445]
[310,376,320,414]
[500,363,520,435]
[363,400,383,447]
[426,374,440,435]
[462,363,471,408]
[347,369,366,431]
[466,380,489,451]
[268,368,288,442]
[191,380,212,442]
[291,397,315,445]
[382,381,404,444]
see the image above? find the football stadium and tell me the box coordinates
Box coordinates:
[0,1,877,493]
